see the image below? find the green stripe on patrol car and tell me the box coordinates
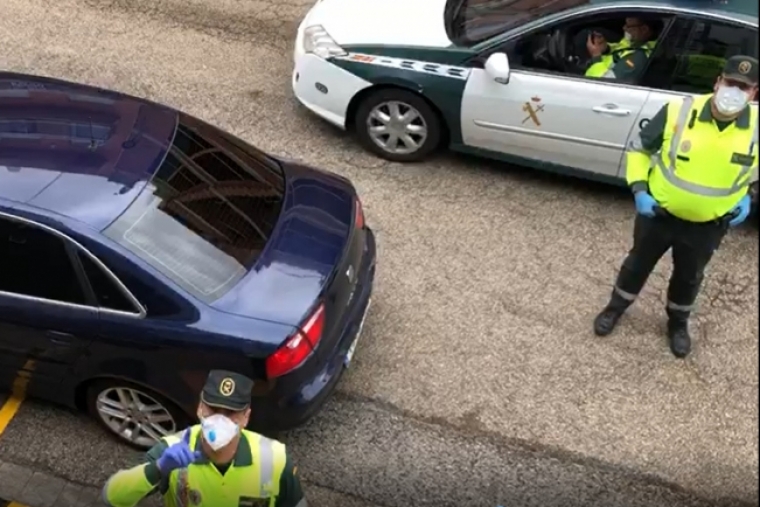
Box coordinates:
[330,52,470,144]
[341,45,475,65]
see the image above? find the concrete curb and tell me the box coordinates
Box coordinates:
[0,460,102,507]
[0,460,162,507]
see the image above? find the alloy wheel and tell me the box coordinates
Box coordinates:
[366,101,429,155]
[96,386,177,448]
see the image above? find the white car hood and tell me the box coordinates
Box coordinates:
[304,0,452,48]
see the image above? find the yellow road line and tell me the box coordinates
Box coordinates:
[0,397,23,435]
[0,362,37,507]
[0,360,35,436]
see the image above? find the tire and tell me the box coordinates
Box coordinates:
[354,88,442,163]
[85,378,190,450]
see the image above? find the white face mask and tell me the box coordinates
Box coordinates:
[714,85,750,116]
[200,414,240,451]
[623,31,633,42]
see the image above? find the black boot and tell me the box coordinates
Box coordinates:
[667,319,691,358]
[593,294,631,337]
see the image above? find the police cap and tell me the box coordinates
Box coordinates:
[200,370,253,412]
[723,55,758,85]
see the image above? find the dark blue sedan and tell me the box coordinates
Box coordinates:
[0,72,376,449]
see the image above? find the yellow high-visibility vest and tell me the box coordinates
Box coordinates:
[585,40,655,78]
[646,94,758,222]
[104,425,288,507]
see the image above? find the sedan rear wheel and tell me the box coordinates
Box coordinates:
[355,88,442,162]
[86,379,188,449]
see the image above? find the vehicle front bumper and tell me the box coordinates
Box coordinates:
[292,21,372,129]
[248,226,377,432]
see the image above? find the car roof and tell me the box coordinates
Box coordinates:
[0,72,179,231]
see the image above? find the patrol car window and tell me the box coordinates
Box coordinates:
[475,11,669,80]
[446,0,593,46]
[637,18,694,90]
[0,217,88,306]
[77,251,138,314]
[644,19,758,94]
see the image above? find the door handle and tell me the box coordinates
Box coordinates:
[46,330,74,344]
[592,105,631,116]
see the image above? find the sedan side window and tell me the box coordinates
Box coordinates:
[0,217,88,306]
[77,251,139,314]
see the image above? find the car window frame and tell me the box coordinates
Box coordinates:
[464,4,756,92]
[446,0,609,47]
[0,211,147,319]
[465,6,679,82]
[641,14,759,94]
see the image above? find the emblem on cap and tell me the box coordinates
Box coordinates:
[738,60,751,74]
[680,140,691,153]
[219,378,235,396]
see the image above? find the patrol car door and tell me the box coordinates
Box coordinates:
[622,16,759,176]
[461,58,650,178]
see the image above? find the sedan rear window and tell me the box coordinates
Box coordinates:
[103,115,285,303]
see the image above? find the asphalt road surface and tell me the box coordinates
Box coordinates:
[0,0,758,506]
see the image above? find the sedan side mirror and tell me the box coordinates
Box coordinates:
[484,52,510,84]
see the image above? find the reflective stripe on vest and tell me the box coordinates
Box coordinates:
[656,96,758,197]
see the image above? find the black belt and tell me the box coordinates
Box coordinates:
[652,206,738,227]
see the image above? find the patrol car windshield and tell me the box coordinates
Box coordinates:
[103,114,285,303]
[445,0,593,46]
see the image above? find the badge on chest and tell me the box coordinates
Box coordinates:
[238,497,270,507]
[731,152,755,166]
[188,489,202,505]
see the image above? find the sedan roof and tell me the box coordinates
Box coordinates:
[0,73,178,230]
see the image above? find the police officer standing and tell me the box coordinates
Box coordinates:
[593,55,758,358]
[102,370,307,507]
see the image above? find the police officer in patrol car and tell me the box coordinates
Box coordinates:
[584,16,658,81]
[593,55,758,358]
[102,370,306,507]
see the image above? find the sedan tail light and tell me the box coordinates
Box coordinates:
[266,303,326,379]
[354,197,365,229]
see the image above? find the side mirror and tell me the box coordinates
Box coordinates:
[484,52,510,84]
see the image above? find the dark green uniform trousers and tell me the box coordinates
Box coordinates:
[608,210,730,320]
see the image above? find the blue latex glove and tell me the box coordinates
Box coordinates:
[156,430,202,475]
[729,194,751,227]
[634,191,658,217]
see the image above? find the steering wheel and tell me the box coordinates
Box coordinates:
[528,28,584,74]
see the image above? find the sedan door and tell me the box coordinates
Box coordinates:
[460,66,650,179]
[0,214,95,401]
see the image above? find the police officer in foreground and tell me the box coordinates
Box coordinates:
[102,370,306,507]
[593,55,758,358]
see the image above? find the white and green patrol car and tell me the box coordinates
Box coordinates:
[292,0,757,187]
